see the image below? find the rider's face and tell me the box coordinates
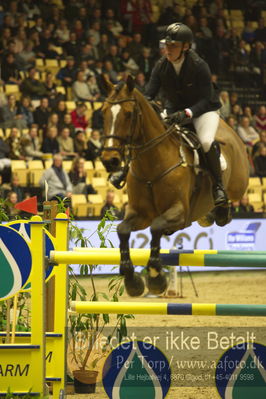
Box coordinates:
[165,41,187,62]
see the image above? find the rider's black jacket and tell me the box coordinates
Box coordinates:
[145,49,221,117]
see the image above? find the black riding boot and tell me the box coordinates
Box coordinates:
[205,142,228,206]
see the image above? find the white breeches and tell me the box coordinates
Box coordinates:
[193,111,220,152]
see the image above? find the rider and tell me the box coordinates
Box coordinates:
[145,22,227,206]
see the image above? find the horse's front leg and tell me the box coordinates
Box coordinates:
[117,213,145,297]
[147,203,185,295]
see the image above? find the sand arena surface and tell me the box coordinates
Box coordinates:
[68,271,266,399]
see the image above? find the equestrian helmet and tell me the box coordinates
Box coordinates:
[161,23,193,44]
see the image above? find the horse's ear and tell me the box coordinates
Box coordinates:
[126,75,135,93]
[101,74,114,94]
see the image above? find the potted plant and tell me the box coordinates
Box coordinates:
[68,211,133,394]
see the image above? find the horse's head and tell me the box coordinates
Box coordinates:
[101,75,136,172]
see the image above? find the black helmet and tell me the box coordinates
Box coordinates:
[161,23,193,44]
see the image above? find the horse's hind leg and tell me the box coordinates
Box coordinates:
[117,215,145,297]
[147,203,185,295]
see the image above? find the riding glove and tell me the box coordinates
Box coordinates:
[165,110,192,125]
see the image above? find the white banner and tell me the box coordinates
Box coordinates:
[70,219,266,274]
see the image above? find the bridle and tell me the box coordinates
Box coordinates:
[102,94,186,187]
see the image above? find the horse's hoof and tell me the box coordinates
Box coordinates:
[120,261,134,278]
[214,206,232,227]
[146,273,168,295]
[197,212,215,227]
[124,273,145,297]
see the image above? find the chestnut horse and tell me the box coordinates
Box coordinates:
[101,76,249,297]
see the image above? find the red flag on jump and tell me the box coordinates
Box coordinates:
[15,196,38,215]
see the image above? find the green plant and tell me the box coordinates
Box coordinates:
[68,210,134,372]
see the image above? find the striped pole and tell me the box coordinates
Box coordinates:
[50,250,266,267]
[71,302,266,317]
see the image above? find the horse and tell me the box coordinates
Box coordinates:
[100,75,249,297]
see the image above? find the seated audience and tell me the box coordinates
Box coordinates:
[1,94,27,131]
[68,157,97,194]
[86,129,102,164]
[39,153,72,200]
[20,67,47,99]
[254,145,266,177]
[100,189,121,219]
[5,191,20,218]
[254,106,266,132]
[33,97,50,130]
[237,116,260,145]
[21,126,43,161]
[41,127,60,154]
[5,127,24,160]
[57,127,76,159]
[19,96,34,127]
[239,195,254,213]
[74,130,87,158]
[71,103,89,131]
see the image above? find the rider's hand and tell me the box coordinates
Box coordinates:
[165,110,192,125]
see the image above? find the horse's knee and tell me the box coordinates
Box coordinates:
[117,220,131,236]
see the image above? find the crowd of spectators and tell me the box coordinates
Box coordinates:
[0,0,265,217]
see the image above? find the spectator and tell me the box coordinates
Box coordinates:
[47,113,59,132]
[69,156,97,194]
[53,100,67,126]
[254,106,266,132]
[120,50,139,75]
[63,32,80,59]
[41,127,60,155]
[55,18,70,45]
[56,56,77,88]
[100,189,120,219]
[72,71,96,102]
[5,127,24,160]
[20,67,47,99]
[243,106,255,126]
[254,145,266,178]
[239,195,254,213]
[231,104,243,122]
[127,32,144,61]
[0,137,11,182]
[44,71,62,108]
[19,96,34,127]
[21,126,43,160]
[1,53,22,84]
[254,17,266,42]
[237,116,260,145]
[74,130,87,158]
[1,94,27,131]
[71,103,89,131]
[252,131,266,157]
[59,113,76,137]
[102,60,119,83]
[242,21,256,44]
[86,129,102,164]
[9,175,25,202]
[5,191,20,219]
[57,127,76,159]
[33,97,50,130]
[226,115,238,132]
[39,153,72,200]
[136,47,154,80]
[97,33,111,59]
